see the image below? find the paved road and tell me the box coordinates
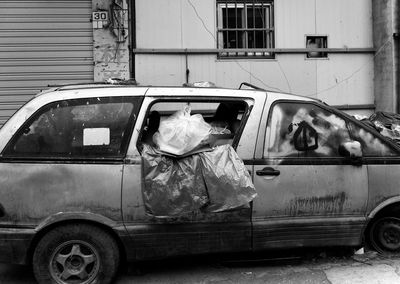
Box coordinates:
[1,249,400,283]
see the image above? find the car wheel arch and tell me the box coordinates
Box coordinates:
[27,216,127,265]
[365,199,400,247]
[368,197,400,220]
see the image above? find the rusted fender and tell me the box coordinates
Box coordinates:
[368,196,400,219]
[35,211,121,233]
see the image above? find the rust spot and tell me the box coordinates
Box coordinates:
[287,192,347,216]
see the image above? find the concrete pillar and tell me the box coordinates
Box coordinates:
[92,0,130,82]
[372,0,397,113]
[395,2,400,113]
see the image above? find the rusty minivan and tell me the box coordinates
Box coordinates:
[0,83,400,284]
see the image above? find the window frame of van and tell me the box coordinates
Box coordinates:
[1,96,141,163]
[136,97,252,152]
[263,100,400,161]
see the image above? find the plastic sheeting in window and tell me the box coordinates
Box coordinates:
[142,144,257,217]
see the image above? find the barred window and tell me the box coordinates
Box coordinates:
[217,0,274,58]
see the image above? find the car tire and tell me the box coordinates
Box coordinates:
[33,223,120,284]
[369,216,400,254]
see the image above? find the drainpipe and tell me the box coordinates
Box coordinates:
[396,32,400,113]
[129,0,136,80]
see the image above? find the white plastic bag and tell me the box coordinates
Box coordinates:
[153,106,212,156]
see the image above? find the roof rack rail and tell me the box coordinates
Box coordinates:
[238,82,265,91]
[48,79,138,90]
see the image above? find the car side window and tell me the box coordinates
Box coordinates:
[265,102,399,158]
[347,122,398,157]
[3,97,137,158]
[138,100,247,149]
[265,102,353,158]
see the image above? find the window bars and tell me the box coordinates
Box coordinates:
[217,0,274,58]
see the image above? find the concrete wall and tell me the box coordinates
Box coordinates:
[92,0,130,81]
[372,0,397,112]
[395,2,400,113]
[134,0,374,108]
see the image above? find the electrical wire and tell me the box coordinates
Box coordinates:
[309,37,393,96]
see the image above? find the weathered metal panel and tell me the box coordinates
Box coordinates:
[367,164,400,215]
[135,54,186,85]
[316,54,374,105]
[134,0,374,108]
[316,0,373,48]
[186,55,217,84]
[248,54,317,95]
[0,163,123,227]
[136,0,183,48]
[181,0,216,49]
[0,0,93,126]
[275,0,372,48]
[275,0,316,48]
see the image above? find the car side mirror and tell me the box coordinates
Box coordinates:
[338,141,363,165]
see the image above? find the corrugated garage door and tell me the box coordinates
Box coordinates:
[0,0,93,125]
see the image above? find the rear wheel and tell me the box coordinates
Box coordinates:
[369,217,400,254]
[33,224,120,284]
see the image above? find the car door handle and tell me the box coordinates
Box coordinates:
[256,167,280,176]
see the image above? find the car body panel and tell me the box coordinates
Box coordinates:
[251,93,368,249]
[0,85,399,265]
[367,163,400,217]
[0,162,124,227]
[122,93,261,259]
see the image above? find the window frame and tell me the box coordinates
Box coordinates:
[305,35,328,59]
[1,96,141,162]
[263,100,400,160]
[216,0,275,59]
[136,97,251,152]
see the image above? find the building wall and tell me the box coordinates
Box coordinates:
[92,0,130,81]
[134,0,374,108]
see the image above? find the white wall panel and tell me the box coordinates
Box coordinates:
[264,55,317,95]
[134,0,374,108]
[275,0,316,48]
[135,55,185,86]
[186,55,217,83]
[215,61,252,88]
[136,0,183,48]
[316,54,374,105]
[181,0,216,48]
[316,0,373,47]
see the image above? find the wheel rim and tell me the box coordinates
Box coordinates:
[49,240,100,284]
[371,217,400,253]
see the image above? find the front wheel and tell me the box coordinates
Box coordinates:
[33,224,120,284]
[369,217,400,254]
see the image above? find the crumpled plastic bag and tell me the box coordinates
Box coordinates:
[199,144,257,212]
[141,144,257,217]
[153,106,212,156]
[368,111,400,142]
[141,144,209,217]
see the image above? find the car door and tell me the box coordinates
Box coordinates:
[121,88,260,260]
[252,99,369,250]
[0,96,141,229]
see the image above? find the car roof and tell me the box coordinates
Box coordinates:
[36,83,318,103]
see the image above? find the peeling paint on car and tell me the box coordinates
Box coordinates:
[287,192,347,216]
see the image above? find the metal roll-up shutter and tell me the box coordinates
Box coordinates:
[0,0,93,125]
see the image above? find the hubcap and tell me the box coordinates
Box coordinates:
[371,217,400,253]
[380,225,400,250]
[49,240,100,284]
